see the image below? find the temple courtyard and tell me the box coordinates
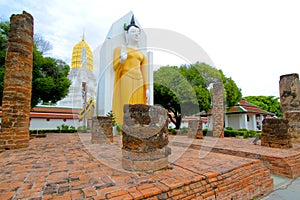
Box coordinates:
[0,133,300,200]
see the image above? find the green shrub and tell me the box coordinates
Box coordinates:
[248,130,257,137]
[224,130,235,137]
[225,126,233,130]
[224,130,245,137]
[116,124,122,133]
[255,132,262,139]
[243,132,250,138]
[203,128,208,136]
[168,127,176,134]
[77,126,91,132]
[180,127,188,134]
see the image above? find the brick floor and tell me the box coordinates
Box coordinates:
[0,133,277,199]
[183,136,300,178]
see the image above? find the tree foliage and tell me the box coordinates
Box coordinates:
[0,20,70,107]
[154,62,242,129]
[244,96,282,117]
[219,70,242,108]
[154,66,198,129]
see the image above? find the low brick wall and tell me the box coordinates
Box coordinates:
[261,118,292,148]
[188,139,300,179]
[103,151,273,200]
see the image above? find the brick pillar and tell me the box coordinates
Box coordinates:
[285,111,300,143]
[212,82,224,137]
[279,73,300,117]
[122,104,170,173]
[187,119,203,139]
[0,11,34,150]
[261,118,292,148]
[91,116,113,144]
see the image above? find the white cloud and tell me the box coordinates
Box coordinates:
[1,0,300,97]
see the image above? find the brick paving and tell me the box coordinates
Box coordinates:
[184,136,300,178]
[0,133,281,199]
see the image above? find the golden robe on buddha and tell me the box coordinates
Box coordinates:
[112,46,148,124]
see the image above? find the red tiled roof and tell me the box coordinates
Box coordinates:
[0,106,80,119]
[226,99,275,116]
[32,106,80,114]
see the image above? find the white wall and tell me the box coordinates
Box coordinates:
[247,114,257,130]
[30,118,79,130]
[227,114,240,130]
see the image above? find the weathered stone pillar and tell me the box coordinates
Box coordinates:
[91,116,113,144]
[212,82,224,137]
[122,104,170,173]
[279,73,300,117]
[261,118,292,148]
[187,119,203,139]
[0,11,34,150]
[285,111,300,143]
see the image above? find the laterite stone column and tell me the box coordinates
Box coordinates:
[122,104,171,173]
[279,73,300,117]
[0,11,34,150]
[285,111,300,143]
[212,82,224,137]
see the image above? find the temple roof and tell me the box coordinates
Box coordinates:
[226,99,275,116]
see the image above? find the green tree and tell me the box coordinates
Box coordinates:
[0,21,9,98]
[154,66,198,129]
[179,64,211,112]
[244,96,282,117]
[0,20,70,107]
[154,62,243,129]
[219,70,242,107]
[191,62,222,87]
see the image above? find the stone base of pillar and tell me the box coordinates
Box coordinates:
[286,111,300,143]
[122,104,170,173]
[187,119,203,139]
[122,147,171,173]
[91,116,113,144]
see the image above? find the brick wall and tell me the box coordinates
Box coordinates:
[0,11,34,150]
[261,118,292,148]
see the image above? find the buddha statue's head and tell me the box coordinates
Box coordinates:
[124,15,141,45]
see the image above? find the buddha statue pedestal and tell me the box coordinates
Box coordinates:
[121,104,171,173]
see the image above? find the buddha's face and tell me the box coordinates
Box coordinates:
[127,26,141,43]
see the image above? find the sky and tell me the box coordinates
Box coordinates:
[1,0,300,97]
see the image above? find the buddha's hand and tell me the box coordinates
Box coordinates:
[120,45,127,63]
[146,89,150,103]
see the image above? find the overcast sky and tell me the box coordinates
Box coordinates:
[1,0,300,97]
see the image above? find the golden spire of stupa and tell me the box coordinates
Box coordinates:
[71,34,93,72]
